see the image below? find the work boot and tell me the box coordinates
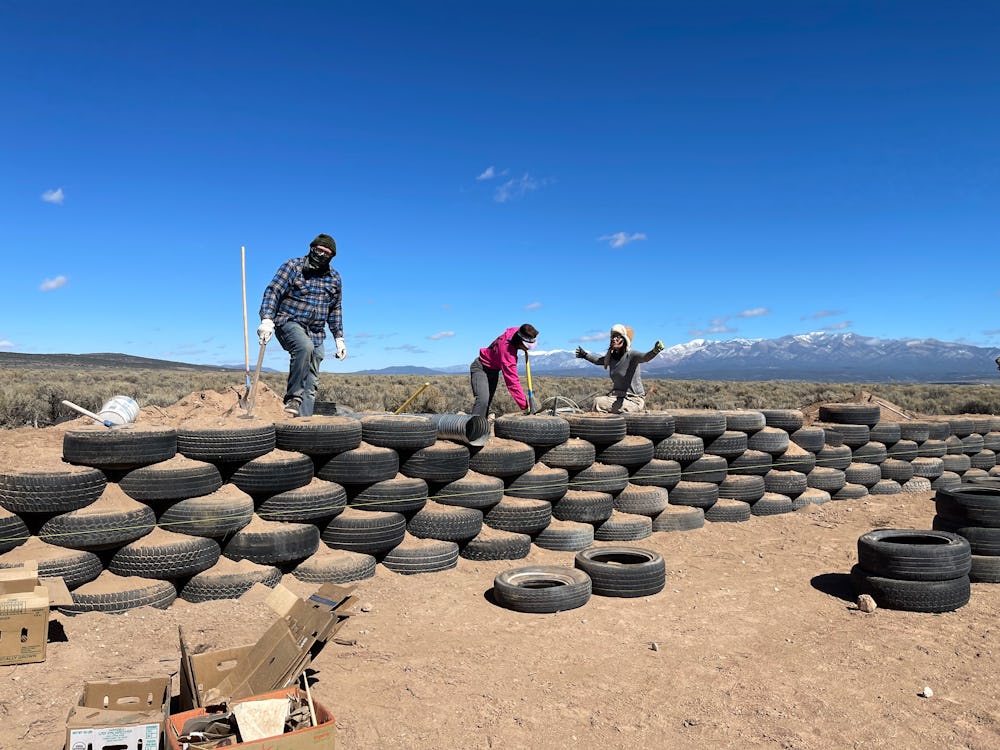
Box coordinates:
[283,397,302,416]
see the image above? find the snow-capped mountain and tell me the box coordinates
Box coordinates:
[437,333,1000,382]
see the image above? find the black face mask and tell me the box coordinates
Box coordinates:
[304,247,332,274]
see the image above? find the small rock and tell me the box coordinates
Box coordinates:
[921,686,934,698]
[857,594,877,613]
[649,642,660,652]
[360,604,372,613]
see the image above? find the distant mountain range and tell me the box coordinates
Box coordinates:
[358,333,1000,383]
[4,333,999,382]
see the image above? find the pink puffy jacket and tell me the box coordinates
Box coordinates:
[478,327,528,410]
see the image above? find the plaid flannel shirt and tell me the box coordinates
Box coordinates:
[260,256,343,347]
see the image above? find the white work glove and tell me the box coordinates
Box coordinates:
[334,337,347,360]
[257,318,274,344]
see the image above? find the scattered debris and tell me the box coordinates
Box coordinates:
[920,686,934,699]
[857,594,878,613]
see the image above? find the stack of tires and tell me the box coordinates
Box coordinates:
[851,528,971,612]
[932,484,1000,583]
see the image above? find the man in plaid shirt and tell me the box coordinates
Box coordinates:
[257,233,345,417]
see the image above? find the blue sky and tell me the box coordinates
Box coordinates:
[2,1,998,374]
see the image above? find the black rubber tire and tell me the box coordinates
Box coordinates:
[315,442,400,486]
[551,490,613,524]
[569,462,629,494]
[871,479,901,495]
[532,520,595,552]
[229,449,315,496]
[844,462,881,488]
[898,421,932,443]
[901,477,933,493]
[108,528,221,579]
[360,414,437,450]
[942,454,972,473]
[728,450,771,476]
[63,424,177,469]
[468,438,536,478]
[223,516,320,565]
[429,471,505,510]
[179,558,283,602]
[460,527,532,561]
[807,467,847,492]
[774,445,816,474]
[945,436,967,456]
[398,441,470,483]
[850,564,970,613]
[349,475,428,514]
[932,515,1000,555]
[504,464,569,502]
[623,411,676,440]
[717,474,766,502]
[321,508,407,555]
[382,536,459,575]
[886,440,919,461]
[494,414,570,447]
[969,554,1000,583]
[536,438,596,471]
[274,416,362,456]
[667,481,719,509]
[257,477,347,523]
[832,483,869,500]
[492,565,592,613]
[613,484,669,517]
[795,488,832,507]
[704,498,752,522]
[176,423,274,463]
[857,528,972,581]
[483,496,552,535]
[911,457,945,479]
[789,427,826,453]
[750,493,794,517]
[681,455,728,484]
[118,455,222,502]
[651,504,704,532]
[704,430,749,460]
[60,572,177,615]
[594,511,652,541]
[574,546,664,597]
[0,537,102,589]
[852,441,886,465]
[815,445,852,471]
[934,485,1000,527]
[814,422,870,449]
[670,409,727,440]
[881,458,915,483]
[720,410,766,433]
[818,403,881,427]
[292,547,376,584]
[561,413,627,443]
[653,434,704,463]
[747,427,790,456]
[760,409,804,432]
[407,502,483,543]
[629,459,682,489]
[157,484,255,537]
[0,466,107,514]
[870,423,902,445]
[971,450,996,470]
[764,469,807,498]
[926,422,952,440]
[963,437,986,456]
[39,490,156,550]
[594,436,655,469]
[0,507,28,553]
[947,418,975,438]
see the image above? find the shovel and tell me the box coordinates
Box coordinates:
[524,351,537,414]
[239,341,267,417]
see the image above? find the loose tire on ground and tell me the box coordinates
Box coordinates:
[574,546,665,597]
[492,565,592,613]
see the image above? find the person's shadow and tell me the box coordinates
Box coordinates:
[810,572,856,602]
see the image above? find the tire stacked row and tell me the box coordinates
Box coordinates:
[932,484,1000,583]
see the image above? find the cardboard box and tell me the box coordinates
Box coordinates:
[167,687,335,749]
[179,583,356,711]
[65,676,171,750]
[0,562,72,665]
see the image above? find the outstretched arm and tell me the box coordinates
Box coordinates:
[576,346,606,366]
[639,340,665,363]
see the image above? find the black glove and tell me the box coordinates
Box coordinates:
[575,346,587,359]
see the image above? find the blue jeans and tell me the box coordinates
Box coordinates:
[275,320,324,417]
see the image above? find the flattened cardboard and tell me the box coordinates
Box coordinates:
[65,676,171,750]
[0,563,72,666]
[166,688,336,750]
[179,583,356,710]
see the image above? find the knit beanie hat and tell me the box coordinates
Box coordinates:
[610,324,633,350]
[310,234,337,254]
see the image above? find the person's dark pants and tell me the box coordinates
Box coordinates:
[470,358,500,418]
[275,320,324,417]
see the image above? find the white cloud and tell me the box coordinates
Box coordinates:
[689,323,737,336]
[821,320,852,331]
[523,301,542,311]
[573,332,609,343]
[40,275,68,291]
[477,166,496,181]
[598,232,647,249]
[495,173,552,203]
[42,187,64,205]
[427,331,455,340]
[736,307,769,318]
[0,339,13,349]
[802,309,846,321]
[386,344,427,354]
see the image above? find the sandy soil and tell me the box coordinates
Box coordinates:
[1,389,998,749]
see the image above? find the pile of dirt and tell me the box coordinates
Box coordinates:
[801,390,923,425]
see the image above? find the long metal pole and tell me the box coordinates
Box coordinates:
[241,246,250,391]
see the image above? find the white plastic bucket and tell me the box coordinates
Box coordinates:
[97,395,140,426]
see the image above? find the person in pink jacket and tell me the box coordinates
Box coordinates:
[470,323,539,418]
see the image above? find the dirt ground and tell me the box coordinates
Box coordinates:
[1,389,999,749]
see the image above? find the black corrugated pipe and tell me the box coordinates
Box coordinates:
[416,413,490,447]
